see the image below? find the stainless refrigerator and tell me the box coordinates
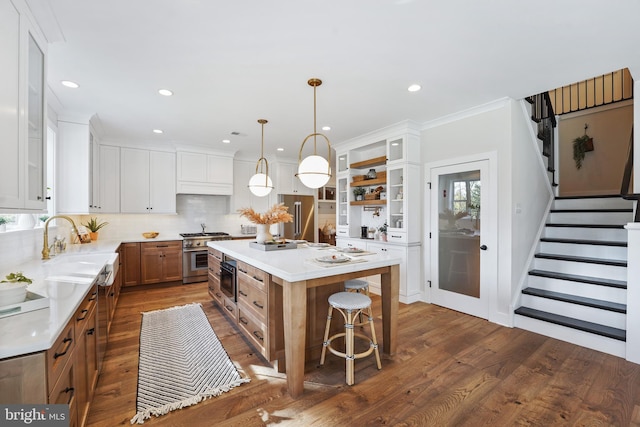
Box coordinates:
[278,194,315,242]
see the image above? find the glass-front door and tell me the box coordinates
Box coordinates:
[429,159,495,319]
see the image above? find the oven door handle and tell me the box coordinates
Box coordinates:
[183,248,209,253]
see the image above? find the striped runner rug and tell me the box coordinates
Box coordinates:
[131,303,250,424]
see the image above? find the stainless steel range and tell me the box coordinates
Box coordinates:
[180,232,231,283]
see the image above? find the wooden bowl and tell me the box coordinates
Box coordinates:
[142,232,159,239]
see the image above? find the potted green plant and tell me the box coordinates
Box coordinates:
[82,217,108,241]
[38,215,49,226]
[353,187,366,201]
[0,216,8,232]
[378,222,388,241]
[573,134,594,169]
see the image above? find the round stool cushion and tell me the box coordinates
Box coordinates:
[328,291,371,311]
[344,279,369,291]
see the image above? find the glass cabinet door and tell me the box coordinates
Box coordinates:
[337,152,349,173]
[26,33,45,208]
[337,176,349,227]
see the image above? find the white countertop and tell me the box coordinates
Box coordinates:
[0,243,120,359]
[207,240,402,283]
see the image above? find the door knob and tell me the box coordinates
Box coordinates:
[480,245,487,250]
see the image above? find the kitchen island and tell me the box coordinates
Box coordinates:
[207,239,401,398]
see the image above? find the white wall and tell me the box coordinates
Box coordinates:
[421,99,550,326]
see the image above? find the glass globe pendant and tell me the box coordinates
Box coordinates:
[296,78,332,189]
[248,119,274,197]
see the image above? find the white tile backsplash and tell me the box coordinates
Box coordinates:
[0,195,248,270]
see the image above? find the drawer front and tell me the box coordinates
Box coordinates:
[47,321,75,395]
[237,307,267,355]
[237,279,267,322]
[385,231,407,243]
[208,273,222,304]
[237,261,268,292]
[74,285,98,341]
[208,255,221,279]
[141,240,182,251]
[219,295,237,321]
[48,351,77,426]
[208,247,223,262]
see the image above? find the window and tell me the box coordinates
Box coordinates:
[452,179,480,216]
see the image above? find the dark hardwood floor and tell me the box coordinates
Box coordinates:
[87,282,640,426]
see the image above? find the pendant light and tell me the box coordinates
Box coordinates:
[248,119,274,197]
[296,78,332,189]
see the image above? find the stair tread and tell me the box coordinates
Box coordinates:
[529,269,627,289]
[550,208,633,213]
[522,287,626,313]
[545,223,626,229]
[535,253,627,267]
[514,307,626,341]
[540,237,627,247]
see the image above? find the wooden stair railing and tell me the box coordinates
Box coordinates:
[526,92,558,187]
[620,127,639,222]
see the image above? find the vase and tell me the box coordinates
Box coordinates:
[89,231,99,241]
[381,233,387,242]
[17,214,35,230]
[255,224,273,244]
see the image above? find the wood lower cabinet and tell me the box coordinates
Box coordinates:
[121,242,141,287]
[140,241,182,285]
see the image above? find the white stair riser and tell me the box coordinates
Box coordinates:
[514,315,625,358]
[539,241,627,261]
[544,227,627,242]
[553,198,634,210]
[549,211,632,225]
[526,276,627,304]
[520,295,626,329]
[533,258,626,281]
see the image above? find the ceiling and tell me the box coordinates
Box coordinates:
[30,0,640,159]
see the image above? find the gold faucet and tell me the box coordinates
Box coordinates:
[42,215,82,260]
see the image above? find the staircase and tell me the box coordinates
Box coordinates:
[514,195,633,357]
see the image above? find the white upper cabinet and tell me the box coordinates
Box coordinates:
[99,145,120,213]
[121,148,176,214]
[0,0,47,211]
[56,119,101,214]
[176,151,234,195]
[276,161,315,196]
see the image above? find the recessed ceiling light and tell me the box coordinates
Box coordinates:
[322,126,331,131]
[277,147,284,152]
[61,80,79,88]
[222,139,231,144]
[158,89,173,96]
[153,129,163,134]
[408,84,421,92]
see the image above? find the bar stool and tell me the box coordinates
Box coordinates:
[319,291,382,385]
[344,279,370,325]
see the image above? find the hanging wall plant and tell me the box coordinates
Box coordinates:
[572,124,594,170]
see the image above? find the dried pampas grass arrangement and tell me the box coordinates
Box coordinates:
[238,203,293,225]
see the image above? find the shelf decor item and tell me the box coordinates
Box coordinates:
[82,217,109,241]
[248,119,274,197]
[573,124,594,170]
[366,168,377,179]
[378,222,388,241]
[296,78,332,189]
[353,187,366,201]
[238,203,293,244]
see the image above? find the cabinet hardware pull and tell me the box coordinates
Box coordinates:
[87,328,95,335]
[239,290,248,297]
[239,268,248,274]
[253,301,264,309]
[252,275,263,282]
[391,235,401,238]
[215,256,222,261]
[89,293,97,301]
[54,338,73,359]
[63,387,75,404]
[216,292,222,298]
[239,317,248,325]
[157,245,169,248]
[76,309,88,321]
[225,305,233,312]
[110,292,114,296]
[253,331,264,342]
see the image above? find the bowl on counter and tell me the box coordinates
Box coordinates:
[0,282,28,306]
[142,232,159,239]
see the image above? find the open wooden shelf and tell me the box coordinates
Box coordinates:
[351,177,386,187]
[350,200,385,206]
[349,155,387,170]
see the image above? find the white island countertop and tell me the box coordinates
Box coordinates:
[207,240,402,283]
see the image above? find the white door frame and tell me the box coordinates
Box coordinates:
[423,151,498,319]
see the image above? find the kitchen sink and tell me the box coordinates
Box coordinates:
[44,253,119,285]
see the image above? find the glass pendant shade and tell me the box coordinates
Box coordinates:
[249,172,273,197]
[248,119,273,197]
[297,78,332,189]
[298,155,330,189]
